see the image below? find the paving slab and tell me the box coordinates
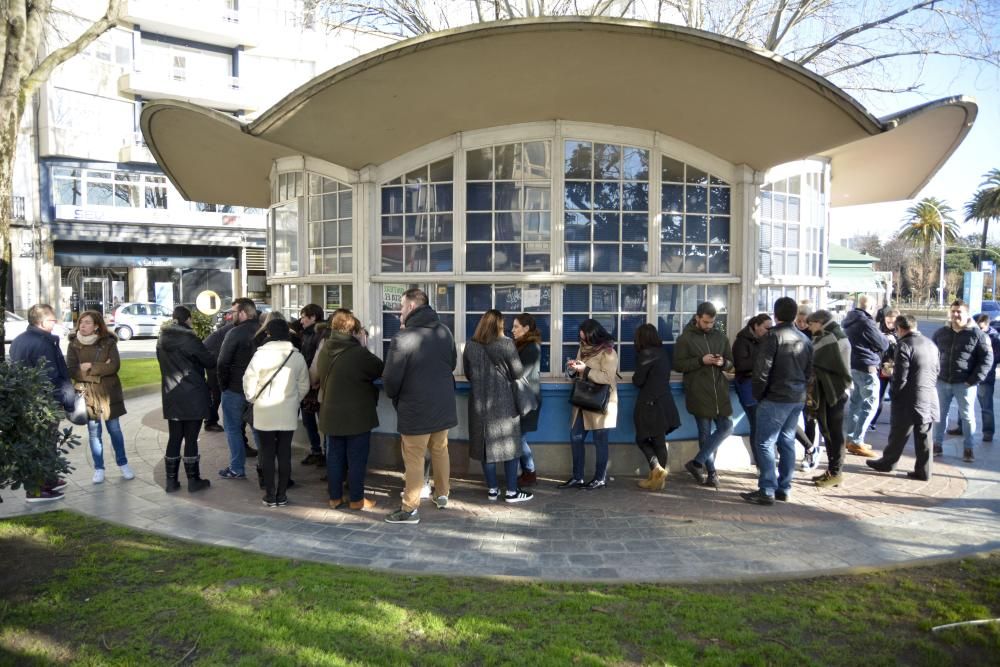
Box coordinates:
[2,389,998,582]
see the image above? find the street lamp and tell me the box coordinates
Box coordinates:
[923,200,948,307]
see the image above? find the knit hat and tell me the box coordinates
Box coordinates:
[266,318,290,341]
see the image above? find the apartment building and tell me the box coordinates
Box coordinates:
[11,0,375,317]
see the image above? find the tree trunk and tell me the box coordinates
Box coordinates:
[0,94,22,362]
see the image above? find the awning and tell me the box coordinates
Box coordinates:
[827,268,885,294]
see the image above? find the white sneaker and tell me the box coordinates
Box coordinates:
[92,469,105,484]
[399,482,434,500]
[119,464,135,481]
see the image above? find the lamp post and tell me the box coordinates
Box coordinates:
[923,200,948,307]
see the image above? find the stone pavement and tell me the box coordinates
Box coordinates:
[2,389,998,582]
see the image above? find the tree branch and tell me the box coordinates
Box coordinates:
[823,48,999,76]
[22,0,123,98]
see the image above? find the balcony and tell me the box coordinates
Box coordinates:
[119,69,254,113]
[122,0,256,48]
[119,132,155,164]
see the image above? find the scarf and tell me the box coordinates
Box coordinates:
[76,332,99,346]
[580,340,613,360]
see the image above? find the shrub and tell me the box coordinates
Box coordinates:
[0,362,80,502]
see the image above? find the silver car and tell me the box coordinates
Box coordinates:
[107,302,172,340]
[3,311,30,342]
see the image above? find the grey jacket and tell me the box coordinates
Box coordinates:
[753,322,813,403]
[382,305,458,435]
[464,338,523,463]
[891,331,940,424]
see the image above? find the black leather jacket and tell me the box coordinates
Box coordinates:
[217,318,258,393]
[752,322,813,403]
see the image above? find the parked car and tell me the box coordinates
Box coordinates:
[106,302,172,340]
[979,300,1000,322]
[3,311,29,343]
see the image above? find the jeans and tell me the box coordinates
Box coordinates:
[326,432,371,503]
[257,430,293,502]
[569,413,609,482]
[755,400,802,496]
[978,381,995,437]
[205,369,222,425]
[933,381,977,450]
[519,436,535,473]
[735,378,758,465]
[221,389,248,475]
[302,408,322,454]
[844,369,879,443]
[483,458,520,491]
[694,415,734,474]
[88,418,127,469]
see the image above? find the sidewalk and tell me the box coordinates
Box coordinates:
[2,389,998,582]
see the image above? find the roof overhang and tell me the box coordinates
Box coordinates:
[141,17,975,208]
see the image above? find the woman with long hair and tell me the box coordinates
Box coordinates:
[155,306,216,493]
[632,323,680,490]
[511,312,543,487]
[561,318,619,490]
[67,310,132,484]
[464,309,533,502]
[732,313,772,464]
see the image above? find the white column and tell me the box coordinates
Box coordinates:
[732,164,763,325]
[129,267,148,302]
[354,165,377,352]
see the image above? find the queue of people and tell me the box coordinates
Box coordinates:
[9,292,993,516]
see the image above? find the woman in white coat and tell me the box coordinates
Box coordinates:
[243,318,310,507]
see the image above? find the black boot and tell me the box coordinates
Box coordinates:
[183,456,211,493]
[164,456,182,493]
[257,464,265,489]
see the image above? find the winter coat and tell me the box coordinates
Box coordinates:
[842,308,889,371]
[891,331,940,425]
[672,318,734,418]
[878,320,899,377]
[516,341,543,434]
[315,331,384,437]
[299,323,321,367]
[156,323,216,421]
[632,346,681,443]
[932,321,994,385]
[217,318,258,393]
[753,322,813,403]
[811,321,852,411]
[570,346,619,431]
[732,325,763,381]
[243,341,310,432]
[980,325,1000,384]
[464,338,523,463]
[382,305,458,435]
[10,325,72,406]
[67,333,126,421]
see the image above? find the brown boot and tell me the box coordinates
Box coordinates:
[637,468,655,489]
[651,464,668,490]
[349,497,376,511]
[328,498,344,509]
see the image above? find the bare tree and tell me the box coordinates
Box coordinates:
[0,0,123,360]
[316,1,998,97]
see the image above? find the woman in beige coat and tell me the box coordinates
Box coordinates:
[560,319,618,490]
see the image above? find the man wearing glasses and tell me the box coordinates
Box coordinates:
[9,303,72,502]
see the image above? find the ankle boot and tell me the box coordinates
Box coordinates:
[164,456,181,493]
[183,456,211,493]
[651,463,668,490]
[637,468,656,489]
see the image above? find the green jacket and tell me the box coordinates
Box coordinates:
[811,320,852,410]
[672,318,734,418]
[316,331,385,437]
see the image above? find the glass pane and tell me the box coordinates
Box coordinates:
[563,284,589,312]
[595,181,620,210]
[494,143,518,180]
[773,223,785,248]
[658,284,682,311]
[661,244,684,272]
[622,213,648,241]
[709,217,730,244]
[523,186,550,211]
[623,148,649,180]
[621,244,647,272]
[405,165,427,184]
[431,214,452,242]
[761,192,773,219]
[340,248,352,273]
[772,252,785,275]
[339,220,352,246]
[310,249,322,273]
[564,181,591,210]
[429,244,451,271]
[662,184,683,213]
[592,244,619,272]
[662,156,684,183]
[787,224,800,249]
[564,140,592,178]
[382,216,403,242]
[788,174,801,195]
[622,182,648,211]
[405,184,428,213]
[467,284,492,312]
[466,147,493,180]
[523,212,551,240]
[495,212,521,241]
[467,183,493,211]
[323,250,337,274]
[381,244,403,272]
[523,141,550,179]
[661,214,682,242]
[707,286,728,312]
[686,165,709,185]
[565,212,591,241]
[495,243,521,271]
[682,285,701,312]
[322,192,337,219]
[431,184,452,212]
[323,220,338,245]
[592,285,618,311]
[523,244,550,272]
[594,143,621,179]
[622,285,646,311]
[788,195,801,222]
[309,221,322,247]
[685,215,707,243]
[684,245,707,273]
[405,244,429,271]
[786,252,799,275]
[466,244,492,271]
[381,187,403,215]
[429,157,453,182]
[708,247,730,273]
[405,215,428,242]
[308,195,321,222]
[593,212,619,241]
[709,186,730,215]
[495,182,520,210]
[467,212,492,241]
[686,185,708,213]
[565,244,591,272]
[622,312,645,340]
[87,181,113,206]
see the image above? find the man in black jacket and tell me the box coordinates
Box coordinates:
[866,314,940,481]
[217,298,258,479]
[298,303,325,465]
[932,300,993,462]
[842,294,890,458]
[383,288,457,524]
[742,297,813,505]
[202,322,232,432]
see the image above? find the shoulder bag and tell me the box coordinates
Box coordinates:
[568,357,620,415]
[243,351,294,427]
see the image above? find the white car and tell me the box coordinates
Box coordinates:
[106,302,172,340]
[3,311,29,342]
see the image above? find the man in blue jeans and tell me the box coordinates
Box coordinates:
[841,294,890,458]
[673,301,735,489]
[742,297,813,505]
[216,298,259,479]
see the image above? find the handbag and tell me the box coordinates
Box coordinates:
[66,391,88,425]
[569,376,611,414]
[243,351,294,427]
[485,344,538,418]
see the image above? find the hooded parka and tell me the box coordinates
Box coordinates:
[156,323,216,421]
[672,318,734,418]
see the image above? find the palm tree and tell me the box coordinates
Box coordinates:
[965,168,1000,267]
[897,197,959,303]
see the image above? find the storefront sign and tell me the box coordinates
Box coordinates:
[326,285,342,310]
[382,284,405,311]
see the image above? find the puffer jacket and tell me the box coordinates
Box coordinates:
[243,341,310,432]
[10,325,72,406]
[67,333,126,421]
[842,308,888,371]
[672,318,734,418]
[932,321,993,385]
[753,322,813,403]
[732,324,763,381]
[382,305,458,435]
[156,322,216,421]
[981,325,1000,384]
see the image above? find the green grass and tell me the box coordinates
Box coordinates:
[1,511,998,666]
[118,358,160,389]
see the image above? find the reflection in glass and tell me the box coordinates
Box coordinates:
[405,244,428,272]
[593,212,619,241]
[623,148,649,180]
[661,244,683,272]
[565,141,592,178]
[524,212,551,240]
[466,244,492,271]
[382,217,403,242]
[662,184,683,213]
[565,181,591,210]
[622,244,647,272]
[495,181,520,210]
[431,214,452,242]
[467,183,492,211]
[709,186,730,215]
[495,143,519,180]
[686,185,708,213]
[592,244,619,272]
[495,243,521,271]
[622,182,648,211]
[708,247,729,273]
[429,157,453,182]
[622,213,648,241]
[594,143,622,179]
[686,165,709,185]
[565,243,591,272]
[709,217,730,244]
[565,212,591,241]
[429,244,451,271]
[685,215,707,243]
[382,187,403,215]
[381,244,403,272]
[662,156,684,183]
[495,212,521,241]
[466,147,493,180]
[595,181,619,210]
[467,212,492,241]
[684,245,706,273]
[523,141,551,179]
